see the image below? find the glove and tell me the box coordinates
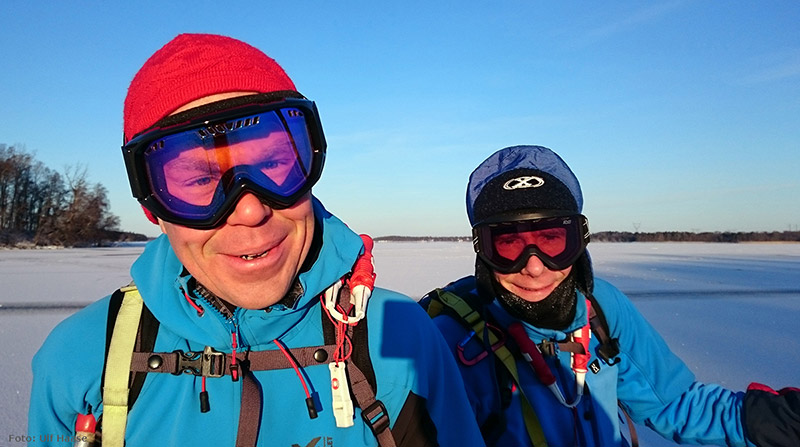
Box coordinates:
[743,382,800,446]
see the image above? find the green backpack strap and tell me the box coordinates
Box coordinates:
[433,289,548,447]
[102,284,143,447]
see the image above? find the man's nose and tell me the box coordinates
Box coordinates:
[226,192,273,226]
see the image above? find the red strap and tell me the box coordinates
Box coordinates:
[508,322,556,386]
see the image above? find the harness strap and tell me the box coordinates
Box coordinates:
[436,290,548,447]
[435,281,632,446]
[107,265,394,447]
[619,401,639,447]
[348,361,396,447]
[132,346,394,446]
[237,368,261,447]
[130,345,338,375]
[102,285,143,447]
[438,292,516,368]
[586,295,620,365]
[537,340,585,357]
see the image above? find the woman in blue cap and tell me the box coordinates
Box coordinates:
[424,145,799,446]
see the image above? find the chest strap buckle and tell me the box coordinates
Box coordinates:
[173,346,225,378]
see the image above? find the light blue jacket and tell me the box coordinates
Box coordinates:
[29,199,485,447]
[432,276,753,447]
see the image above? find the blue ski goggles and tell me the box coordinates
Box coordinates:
[472,212,589,273]
[122,94,326,229]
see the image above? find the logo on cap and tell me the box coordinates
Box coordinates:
[503,176,545,190]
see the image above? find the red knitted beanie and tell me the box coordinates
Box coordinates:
[123,33,298,224]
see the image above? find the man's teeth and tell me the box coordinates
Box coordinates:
[240,250,269,260]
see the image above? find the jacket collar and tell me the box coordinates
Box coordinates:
[130,197,364,349]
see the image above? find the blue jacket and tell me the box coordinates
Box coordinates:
[432,276,753,447]
[29,199,485,447]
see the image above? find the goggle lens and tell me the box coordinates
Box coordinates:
[123,98,325,228]
[474,215,588,273]
[493,226,568,262]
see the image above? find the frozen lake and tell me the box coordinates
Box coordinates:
[2,241,799,446]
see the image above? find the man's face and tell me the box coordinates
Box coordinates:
[158,92,315,309]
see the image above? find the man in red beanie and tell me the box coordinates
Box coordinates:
[29,33,485,447]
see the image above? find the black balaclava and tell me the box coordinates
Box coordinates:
[468,145,594,330]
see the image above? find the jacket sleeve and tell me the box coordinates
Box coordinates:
[372,291,487,447]
[29,348,77,444]
[594,279,752,446]
[28,299,108,446]
[644,382,751,446]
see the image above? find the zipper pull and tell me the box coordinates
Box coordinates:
[230,330,240,382]
[200,377,210,413]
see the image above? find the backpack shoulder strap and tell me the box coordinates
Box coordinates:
[321,285,377,392]
[321,281,394,446]
[101,283,144,447]
[586,294,637,445]
[421,276,483,317]
[130,295,159,405]
[100,288,125,393]
[585,293,621,365]
[423,278,548,446]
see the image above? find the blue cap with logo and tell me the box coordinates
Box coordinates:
[466,145,583,226]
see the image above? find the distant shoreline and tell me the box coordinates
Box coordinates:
[2,231,799,249]
[374,231,800,243]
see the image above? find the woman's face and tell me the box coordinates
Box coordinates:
[493,254,572,302]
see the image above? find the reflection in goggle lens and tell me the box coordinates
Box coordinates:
[474,215,588,273]
[122,96,326,229]
[141,107,317,224]
[493,227,568,261]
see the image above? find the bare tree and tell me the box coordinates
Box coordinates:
[1,144,125,246]
[52,165,120,246]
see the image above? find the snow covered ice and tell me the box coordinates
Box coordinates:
[2,241,799,447]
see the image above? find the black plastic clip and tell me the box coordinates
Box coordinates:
[361,400,390,436]
[173,346,225,378]
[598,339,621,366]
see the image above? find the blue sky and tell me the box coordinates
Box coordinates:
[2,1,798,238]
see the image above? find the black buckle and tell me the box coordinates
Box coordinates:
[360,400,390,436]
[538,340,558,356]
[173,346,225,378]
[598,339,621,365]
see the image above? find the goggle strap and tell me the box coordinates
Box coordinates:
[130,91,306,142]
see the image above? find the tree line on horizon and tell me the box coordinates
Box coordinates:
[3,143,797,248]
[0,144,146,247]
[374,231,800,243]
